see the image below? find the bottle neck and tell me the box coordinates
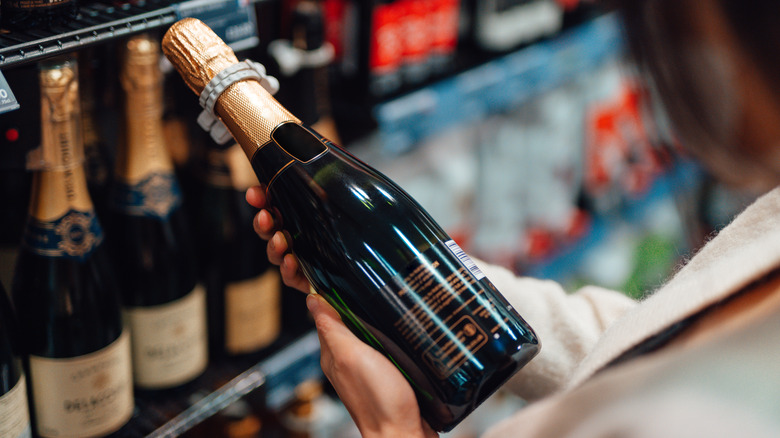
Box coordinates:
[29,166,93,221]
[32,62,94,221]
[214,80,301,162]
[116,74,173,183]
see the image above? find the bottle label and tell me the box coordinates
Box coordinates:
[0,375,32,438]
[28,331,133,438]
[225,269,281,355]
[392,240,507,379]
[399,0,430,64]
[370,3,403,73]
[124,285,208,389]
[430,0,460,55]
[22,209,103,261]
[112,172,183,219]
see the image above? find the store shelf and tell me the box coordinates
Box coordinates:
[115,331,321,437]
[523,159,705,283]
[373,13,625,155]
[0,1,178,68]
[0,0,261,69]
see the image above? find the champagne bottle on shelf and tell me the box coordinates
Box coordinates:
[11,57,133,438]
[163,19,540,432]
[1,0,79,29]
[79,50,115,222]
[109,33,208,390]
[274,0,340,144]
[0,281,32,438]
[198,143,282,358]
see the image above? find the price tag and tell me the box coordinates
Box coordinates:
[0,70,20,114]
[176,0,259,52]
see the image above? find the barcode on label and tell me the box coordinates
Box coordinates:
[444,240,485,280]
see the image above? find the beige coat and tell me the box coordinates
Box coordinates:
[477,187,780,437]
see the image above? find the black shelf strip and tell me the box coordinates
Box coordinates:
[0,0,179,68]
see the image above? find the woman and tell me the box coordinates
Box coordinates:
[247,1,780,436]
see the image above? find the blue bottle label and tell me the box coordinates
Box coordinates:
[23,210,103,261]
[112,172,182,219]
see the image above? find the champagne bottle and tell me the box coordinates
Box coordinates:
[109,34,208,390]
[276,0,340,143]
[0,281,32,438]
[163,19,540,432]
[79,50,115,222]
[12,57,133,438]
[1,0,79,29]
[199,143,282,357]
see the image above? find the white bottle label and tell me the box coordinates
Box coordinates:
[225,269,281,354]
[29,331,133,438]
[0,374,32,438]
[124,285,208,389]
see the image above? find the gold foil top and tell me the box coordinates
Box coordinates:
[162,18,300,159]
[116,34,174,183]
[29,58,93,220]
[31,58,84,171]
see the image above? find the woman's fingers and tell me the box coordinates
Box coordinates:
[306,294,437,438]
[253,209,276,240]
[267,231,288,265]
[248,185,311,294]
[281,254,311,292]
[245,185,267,208]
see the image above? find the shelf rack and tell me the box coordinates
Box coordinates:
[0,0,266,69]
[0,0,179,68]
[140,331,322,437]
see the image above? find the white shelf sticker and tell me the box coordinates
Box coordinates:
[0,70,20,114]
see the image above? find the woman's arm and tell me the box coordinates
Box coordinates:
[475,262,636,400]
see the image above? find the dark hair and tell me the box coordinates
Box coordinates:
[614,0,780,188]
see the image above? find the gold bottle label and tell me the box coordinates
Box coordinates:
[0,375,32,438]
[124,285,209,389]
[29,331,133,438]
[225,269,282,354]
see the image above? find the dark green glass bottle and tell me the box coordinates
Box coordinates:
[0,281,32,438]
[198,143,282,358]
[12,57,133,438]
[163,19,539,432]
[108,34,208,391]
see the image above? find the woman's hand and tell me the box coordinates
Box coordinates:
[247,185,437,438]
[306,294,438,438]
[246,185,310,293]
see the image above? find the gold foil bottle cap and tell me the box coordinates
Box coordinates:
[40,58,78,123]
[162,18,300,159]
[30,57,85,171]
[122,33,163,91]
[161,18,240,96]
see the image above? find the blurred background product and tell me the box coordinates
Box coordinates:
[0,0,760,435]
[1,0,80,29]
[197,143,282,359]
[108,33,208,391]
[0,280,32,438]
